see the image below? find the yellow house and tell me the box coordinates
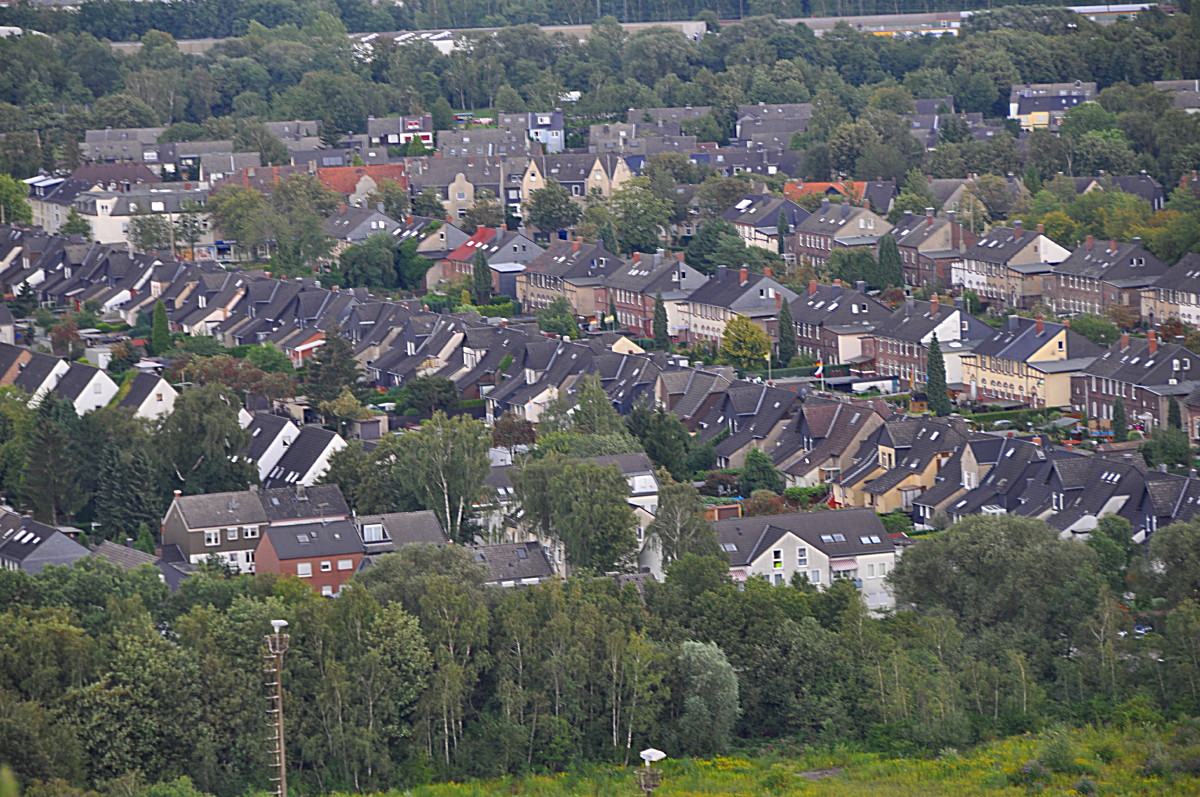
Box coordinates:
[834,417,977,514]
[960,316,1104,408]
[522,154,631,204]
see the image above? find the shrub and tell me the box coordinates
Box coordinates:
[1074,776,1099,795]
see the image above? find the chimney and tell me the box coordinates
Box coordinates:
[1014,219,1023,240]
[1149,329,1158,355]
[173,490,182,498]
[1120,332,1129,350]
[1007,315,1020,331]
[775,293,782,309]
[1109,239,1117,254]
[930,294,939,315]
[676,251,685,262]
[764,267,773,278]
[1037,223,1044,234]
[925,207,934,227]
[1086,234,1094,250]
[739,266,748,285]
[1032,436,1042,447]
[1036,315,1044,335]
[820,198,830,214]
[338,203,346,215]
[809,279,818,296]
[717,265,728,281]
[572,239,580,253]
[633,252,641,264]
[856,280,866,293]
[832,281,842,298]
[406,215,413,224]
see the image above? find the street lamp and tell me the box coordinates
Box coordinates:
[635,748,665,796]
[265,620,290,797]
[765,352,772,384]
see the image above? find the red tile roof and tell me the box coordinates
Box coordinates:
[783,181,866,203]
[316,164,408,197]
[446,227,498,262]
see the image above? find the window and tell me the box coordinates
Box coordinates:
[205,530,220,546]
[155,393,163,402]
[867,563,876,577]
[320,561,332,572]
[243,526,259,539]
[296,563,312,578]
[773,574,783,586]
[810,569,822,584]
[879,563,887,576]
[93,382,102,394]
[772,549,783,569]
[226,528,238,541]
[321,585,334,597]
[797,546,808,567]
[363,523,387,542]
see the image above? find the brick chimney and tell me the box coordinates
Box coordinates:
[930,294,939,315]
[1120,332,1129,350]
[338,203,347,215]
[1109,239,1117,253]
[572,239,580,253]
[676,251,685,262]
[775,292,782,309]
[739,266,748,285]
[764,267,773,278]
[925,207,934,228]
[1037,223,1044,234]
[1035,315,1044,334]
[633,252,640,263]
[809,279,818,296]
[1149,329,1158,355]
[1014,219,1023,240]
[1086,235,1094,249]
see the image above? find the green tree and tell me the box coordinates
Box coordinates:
[648,481,720,567]
[128,210,173,253]
[685,219,739,275]
[652,291,669,350]
[1087,515,1138,594]
[0,174,32,225]
[674,641,740,756]
[158,384,255,495]
[1141,426,1193,472]
[460,188,503,234]
[305,325,366,405]
[405,374,459,415]
[776,298,796,366]
[739,448,784,496]
[471,249,492,305]
[413,187,446,219]
[610,177,670,254]
[599,218,619,255]
[775,207,789,256]
[540,459,639,573]
[523,178,580,235]
[536,296,577,339]
[720,315,771,371]
[1112,397,1128,443]
[22,396,87,524]
[133,524,156,555]
[876,233,904,288]
[1169,397,1182,430]
[400,412,490,543]
[173,200,205,258]
[1143,519,1200,608]
[150,300,171,357]
[926,335,952,417]
[366,178,410,220]
[319,386,370,436]
[1070,314,1121,347]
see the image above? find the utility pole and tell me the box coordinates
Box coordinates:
[264,619,290,797]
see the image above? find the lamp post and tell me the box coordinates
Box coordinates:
[635,748,665,796]
[264,620,290,797]
[765,352,772,384]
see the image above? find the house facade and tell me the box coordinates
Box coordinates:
[960,316,1104,407]
[255,519,365,597]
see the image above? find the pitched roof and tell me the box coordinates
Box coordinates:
[53,362,101,401]
[1054,239,1167,285]
[263,427,341,487]
[356,510,448,552]
[971,316,1103,361]
[91,540,159,570]
[0,512,90,572]
[173,490,270,529]
[317,164,408,196]
[259,484,349,521]
[264,519,364,560]
[715,507,892,568]
[1080,336,1200,387]
[472,541,555,583]
[117,372,166,410]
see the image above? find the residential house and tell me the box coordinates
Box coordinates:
[516,239,622,319]
[889,209,977,289]
[694,382,798,469]
[1072,332,1200,432]
[598,250,706,338]
[788,280,893,366]
[787,199,891,267]
[73,187,214,249]
[316,164,409,208]
[366,114,434,148]
[627,106,712,125]
[0,512,90,573]
[91,540,190,590]
[440,127,538,158]
[771,397,891,487]
[658,366,735,431]
[1008,82,1097,130]
[472,541,556,586]
[521,154,631,203]
[241,414,301,483]
[53,361,118,414]
[161,484,351,574]
[961,315,1104,407]
[115,371,177,419]
[431,226,543,292]
[356,510,448,557]
[952,222,1070,310]
[404,155,523,219]
[262,426,346,488]
[834,415,981,514]
[525,111,566,153]
[715,507,897,609]
[25,176,93,234]
[322,205,403,255]
[1044,236,1167,319]
[1153,79,1200,114]
[257,519,365,596]
[861,296,992,389]
[1141,253,1200,328]
[0,344,69,404]
[721,194,809,252]
[679,266,797,347]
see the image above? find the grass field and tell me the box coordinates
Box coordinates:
[338,722,1200,796]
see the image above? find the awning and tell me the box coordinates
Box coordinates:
[830,558,858,572]
[729,569,749,582]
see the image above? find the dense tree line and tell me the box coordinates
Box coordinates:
[4,512,1200,795]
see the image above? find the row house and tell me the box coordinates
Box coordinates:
[73,188,215,250]
[315,164,409,209]
[680,265,797,347]
[1044,236,1167,318]
[321,205,404,258]
[889,209,977,289]
[597,250,706,338]
[960,315,1103,407]
[834,416,982,514]
[788,199,892,267]
[952,222,1069,310]
[430,226,543,292]
[789,279,892,366]
[1141,253,1200,327]
[439,128,538,158]
[1008,81,1096,130]
[720,194,809,252]
[716,508,897,609]
[771,397,891,488]
[657,366,735,431]
[861,296,992,388]
[404,155,527,219]
[366,114,434,148]
[1071,332,1200,432]
[25,176,93,234]
[910,435,1012,526]
[522,153,632,203]
[517,239,622,319]
[693,381,799,468]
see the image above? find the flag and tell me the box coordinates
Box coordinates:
[814,357,823,378]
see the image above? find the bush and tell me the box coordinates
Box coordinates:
[1074,776,1099,795]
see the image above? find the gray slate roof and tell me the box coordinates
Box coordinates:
[264,519,364,560]
[715,507,893,568]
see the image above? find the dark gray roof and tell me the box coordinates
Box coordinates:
[1080,337,1200,387]
[264,519,364,560]
[1054,239,1166,285]
[966,226,1041,264]
[91,539,158,569]
[259,484,350,522]
[173,490,270,529]
[356,510,447,551]
[243,414,294,462]
[721,194,808,232]
[971,316,1103,361]
[53,362,100,401]
[473,541,555,583]
[14,352,61,394]
[870,299,990,344]
[1150,253,1200,292]
[715,508,893,568]
[263,427,340,487]
[0,512,90,573]
[117,372,164,410]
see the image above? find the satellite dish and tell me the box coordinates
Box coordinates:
[640,748,666,765]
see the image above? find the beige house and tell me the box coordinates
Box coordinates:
[521,154,632,204]
[959,316,1103,408]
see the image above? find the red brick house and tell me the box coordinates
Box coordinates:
[255,519,365,597]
